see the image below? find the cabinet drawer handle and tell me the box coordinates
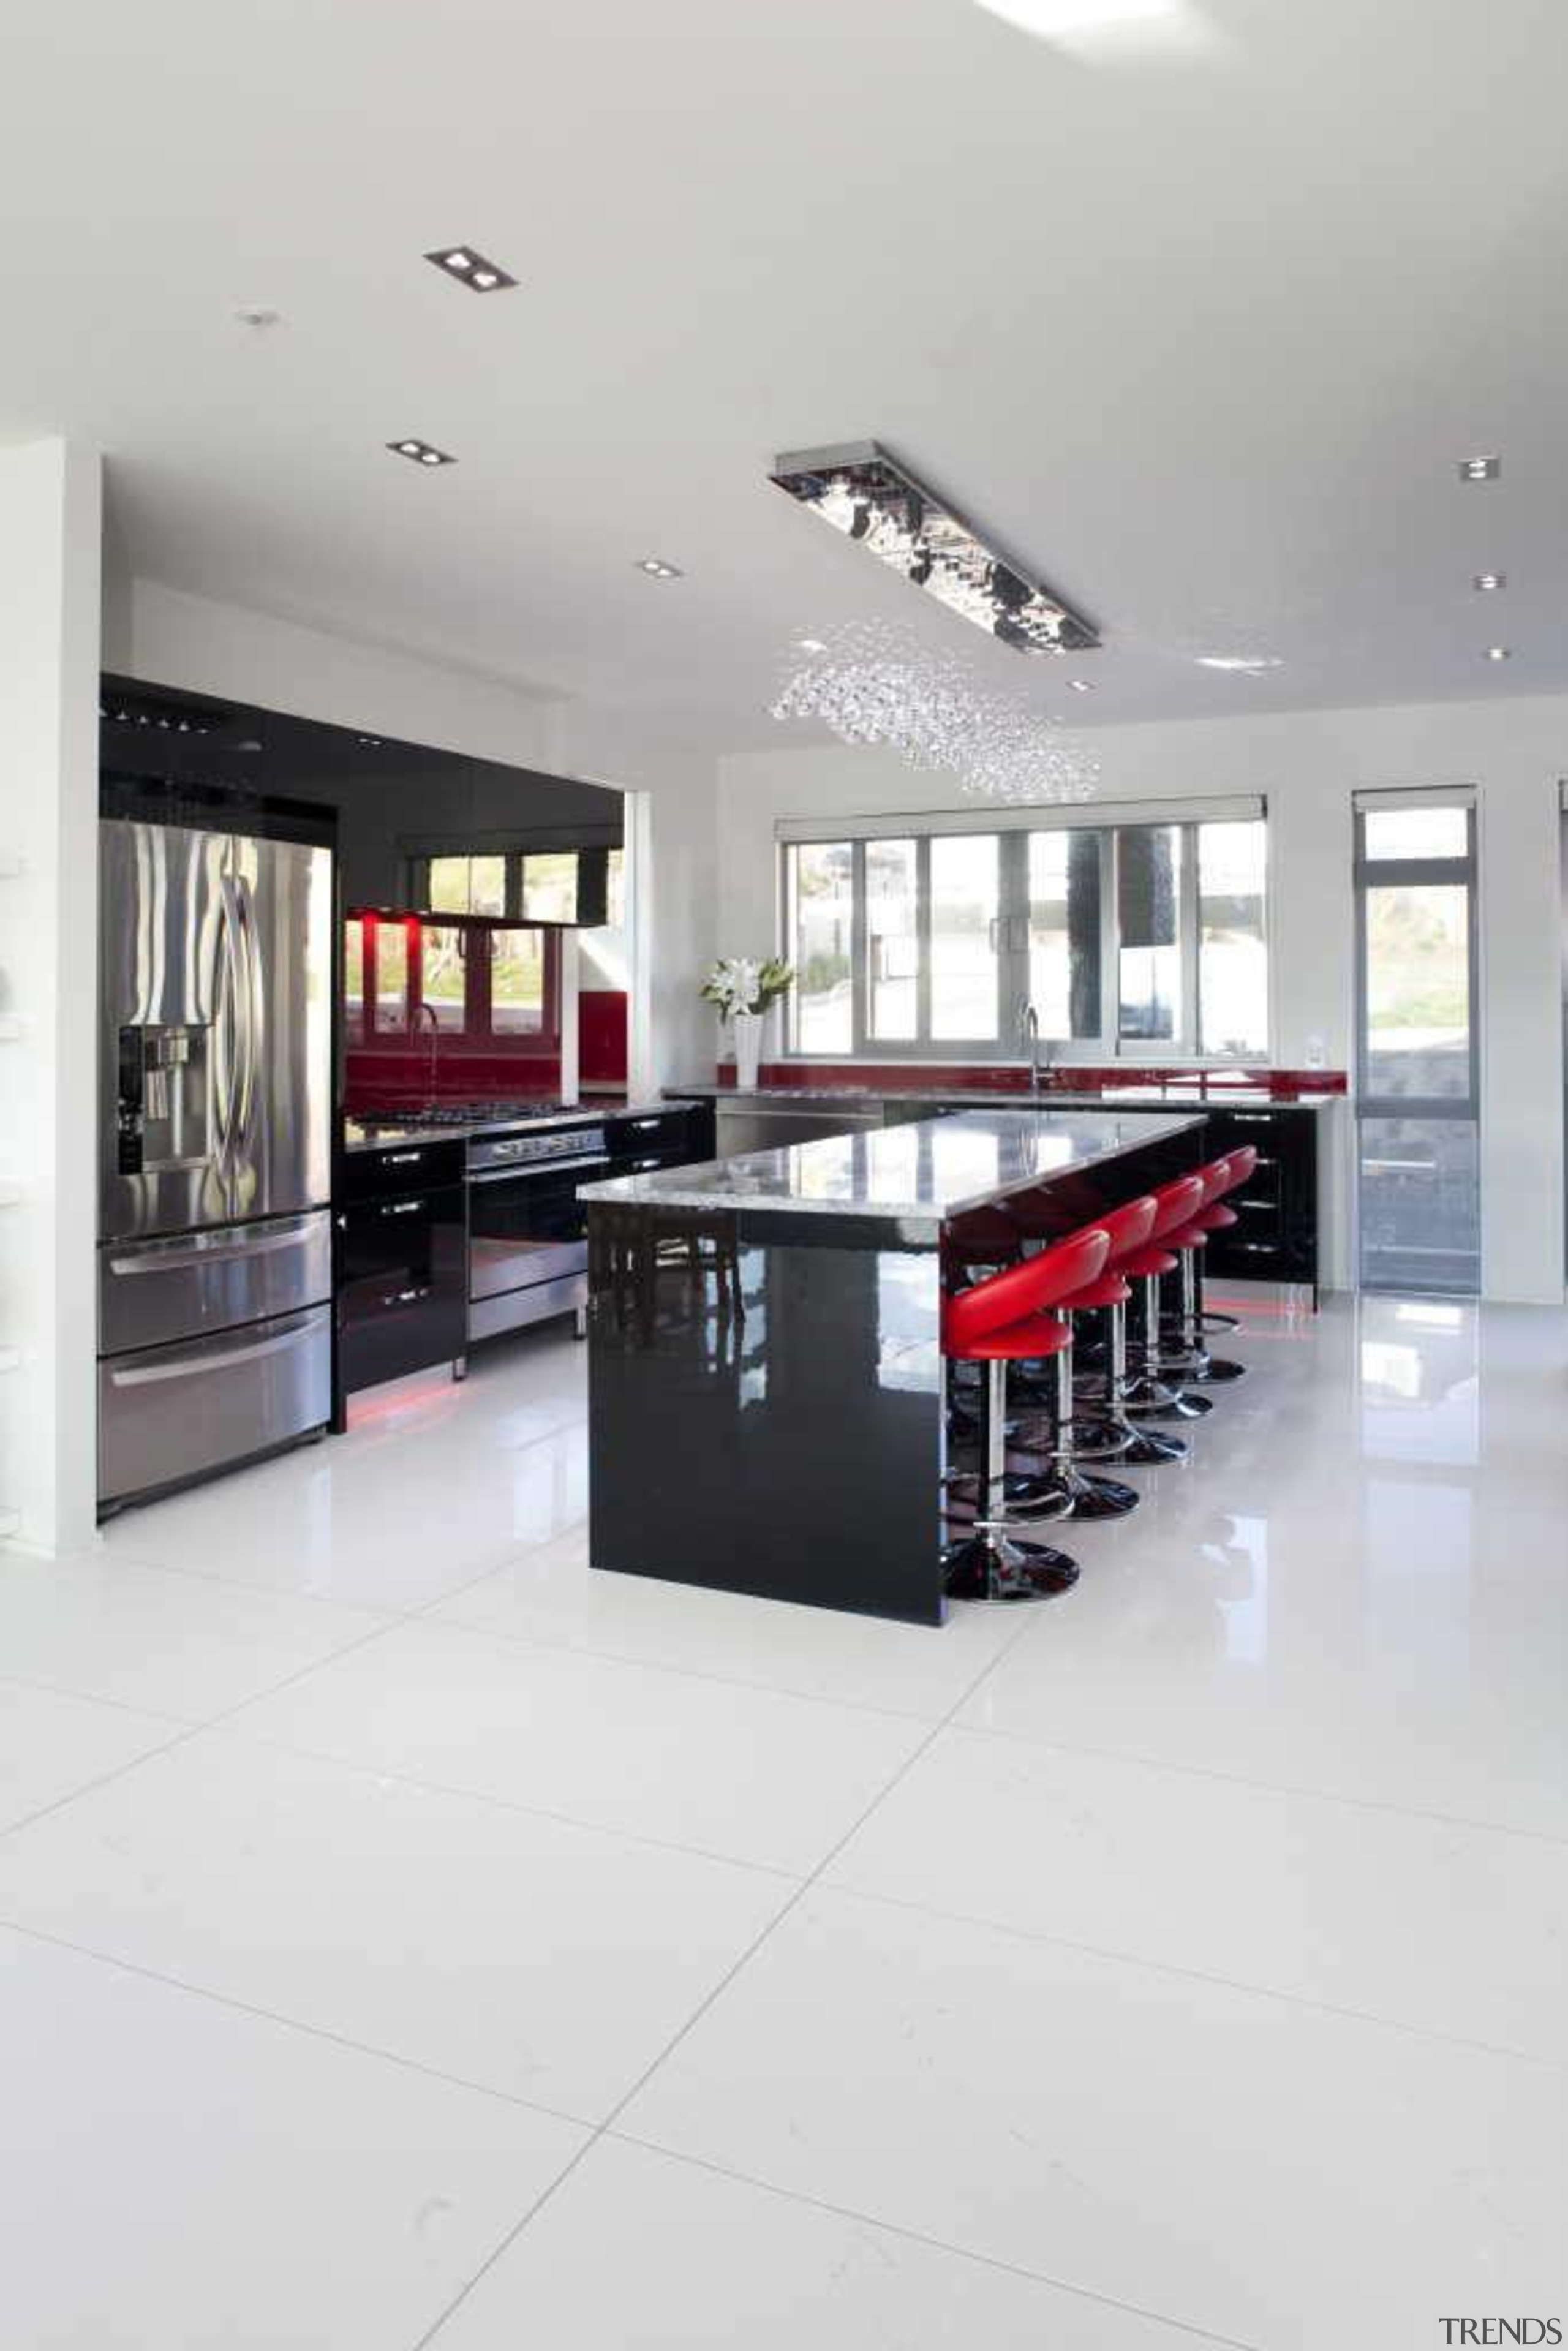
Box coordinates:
[1227,1112,1273,1125]
[383,1150,424,1166]
[379,1201,423,1217]
[379,1285,432,1308]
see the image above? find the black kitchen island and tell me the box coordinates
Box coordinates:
[579,1108,1205,1626]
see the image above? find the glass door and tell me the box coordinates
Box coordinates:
[1354,799,1479,1294]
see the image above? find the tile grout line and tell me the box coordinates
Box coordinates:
[600,2130,1265,2351]
[407,1599,1047,2351]
[932,1716,1568,1849]
[0,1613,407,1848]
[810,1878,1568,2074]
[0,1912,597,2134]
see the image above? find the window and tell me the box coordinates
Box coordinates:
[373,918,410,1034]
[929,835,1000,1041]
[780,807,1268,1060]
[1354,794,1479,1294]
[785,840,854,1053]
[1027,829,1101,1042]
[1198,820,1268,1056]
[419,924,467,1031]
[1116,824,1183,1043]
[490,929,545,1032]
[411,847,614,927]
[426,855,507,918]
[344,918,366,1043]
[519,853,581,924]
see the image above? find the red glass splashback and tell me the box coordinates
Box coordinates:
[715,1059,1347,1099]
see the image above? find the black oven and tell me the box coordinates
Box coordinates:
[466,1124,611,1342]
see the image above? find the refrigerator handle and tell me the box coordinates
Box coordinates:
[105,1316,317,1387]
[214,878,243,1156]
[233,875,263,1142]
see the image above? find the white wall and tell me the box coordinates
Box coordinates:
[0,439,102,1554]
[106,578,559,772]
[719,695,1568,1304]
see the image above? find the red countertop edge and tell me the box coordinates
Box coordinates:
[709,1060,1347,1100]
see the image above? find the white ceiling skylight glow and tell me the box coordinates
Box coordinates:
[1194,654,1281,673]
[971,0,1217,59]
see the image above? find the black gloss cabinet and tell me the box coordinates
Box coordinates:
[338,1138,468,1393]
[1196,1106,1320,1292]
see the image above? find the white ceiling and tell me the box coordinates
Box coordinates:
[4,0,1567,758]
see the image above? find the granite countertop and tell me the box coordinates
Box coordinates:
[579,1108,1205,1226]
[668,1081,1336,1112]
[342,1097,696,1154]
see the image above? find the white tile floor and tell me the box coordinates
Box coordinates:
[1,1294,1564,2348]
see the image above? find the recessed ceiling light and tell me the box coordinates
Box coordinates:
[387,438,455,467]
[1195,654,1281,673]
[1472,571,1506,592]
[1458,455,1501,481]
[796,636,828,653]
[1484,645,1512,662]
[1066,677,1095,692]
[636,557,684,579]
[424,245,517,293]
[232,304,282,331]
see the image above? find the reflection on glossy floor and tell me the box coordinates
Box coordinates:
[1,1294,1564,2349]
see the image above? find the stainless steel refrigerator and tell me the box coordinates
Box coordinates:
[97,815,334,1511]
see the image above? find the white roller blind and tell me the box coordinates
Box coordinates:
[775,793,1266,844]
[1353,785,1476,811]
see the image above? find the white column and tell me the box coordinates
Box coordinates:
[0,439,102,1555]
[1478,768,1565,1304]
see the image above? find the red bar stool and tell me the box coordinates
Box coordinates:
[1122,1172,1214,1422]
[1058,1193,1189,1469]
[941,1221,1110,1604]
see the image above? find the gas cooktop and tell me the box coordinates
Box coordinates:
[363,1099,579,1128]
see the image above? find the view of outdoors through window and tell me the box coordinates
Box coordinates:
[491,929,545,1030]
[420,925,467,1029]
[374,918,409,1033]
[785,815,1268,1058]
[787,840,854,1053]
[1355,800,1479,1295]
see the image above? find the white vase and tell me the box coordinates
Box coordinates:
[732,1011,764,1091]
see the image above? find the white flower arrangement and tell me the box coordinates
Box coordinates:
[699,955,794,1024]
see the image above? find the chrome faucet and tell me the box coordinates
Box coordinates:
[1016,998,1042,1107]
[414,1000,441,1106]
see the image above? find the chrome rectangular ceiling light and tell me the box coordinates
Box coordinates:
[769,440,1098,655]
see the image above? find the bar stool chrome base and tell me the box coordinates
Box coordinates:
[942,1469,1073,1522]
[1122,1372,1215,1421]
[1049,1465,1141,1519]
[1077,1414,1189,1465]
[1188,1354,1246,1384]
[943,1531,1079,1603]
